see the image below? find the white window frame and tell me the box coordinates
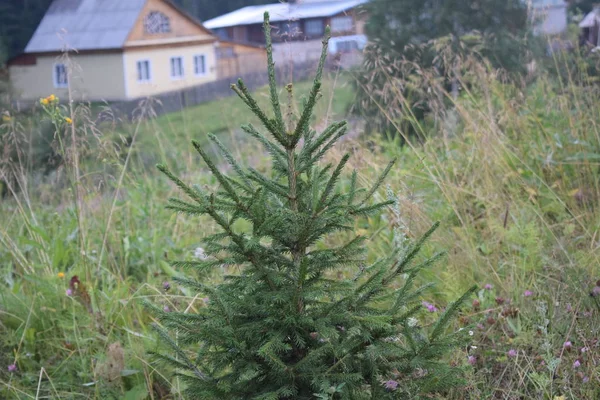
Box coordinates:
[136,59,152,83]
[170,56,184,79]
[193,54,207,76]
[330,16,353,33]
[53,63,68,88]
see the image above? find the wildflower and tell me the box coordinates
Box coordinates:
[57,272,65,278]
[467,355,476,365]
[422,301,438,312]
[64,117,73,124]
[1,114,10,123]
[573,359,581,368]
[563,341,572,350]
[580,347,588,353]
[48,94,56,102]
[7,364,17,373]
[384,379,398,391]
[582,376,589,383]
[163,281,170,291]
[202,297,209,303]
[469,330,474,336]
[163,306,170,312]
[484,284,493,290]
[507,349,517,358]
[66,288,73,296]
[592,286,600,297]
[472,299,480,310]
[524,290,533,297]
[566,303,572,312]
[40,98,49,105]
[495,297,505,305]
[477,323,485,330]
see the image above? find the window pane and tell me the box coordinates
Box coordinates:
[55,64,67,87]
[305,19,323,36]
[145,12,171,34]
[137,61,150,81]
[195,55,206,75]
[331,16,353,33]
[171,57,183,77]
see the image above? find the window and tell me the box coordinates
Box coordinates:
[144,11,170,34]
[194,55,206,76]
[305,19,324,36]
[136,60,151,82]
[214,28,230,40]
[53,63,68,88]
[170,56,184,79]
[330,16,353,33]
[336,40,358,53]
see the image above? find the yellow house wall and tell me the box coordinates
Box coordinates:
[123,43,217,99]
[9,52,126,101]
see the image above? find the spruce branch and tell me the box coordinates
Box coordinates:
[291,26,330,142]
[358,159,396,207]
[263,12,286,141]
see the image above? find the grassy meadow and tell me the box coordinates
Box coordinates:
[1,54,600,399]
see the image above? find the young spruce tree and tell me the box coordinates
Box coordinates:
[151,12,476,399]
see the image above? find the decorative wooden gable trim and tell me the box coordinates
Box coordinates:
[125,0,215,46]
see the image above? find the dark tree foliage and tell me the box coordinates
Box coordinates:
[149,12,476,399]
[568,0,597,15]
[354,0,536,138]
[0,0,54,64]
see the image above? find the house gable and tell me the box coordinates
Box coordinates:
[126,0,215,45]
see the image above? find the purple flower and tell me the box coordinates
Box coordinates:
[422,301,438,312]
[566,303,573,312]
[573,359,581,368]
[467,355,477,365]
[163,306,170,312]
[592,286,600,297]
[66,288,73,296]
[477,323,485,330]
[563,341,572,349]
[163,281,171,291]
[581,347,588,353]
[484,284,493,290]
[202,297,209,304]
[7,364,16,373]
[384,379,398,391]
[507,349,517,358]
[524,290,533,297]
[583,376,590,383]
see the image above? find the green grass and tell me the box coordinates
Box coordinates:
[1,57,600,399]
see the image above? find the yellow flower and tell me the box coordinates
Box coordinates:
[40,98,49,105]
[1,115,10,123]
[553,396,566,400]
[48,94,56,102]
[64,117,73,124]
[57,272,65,278]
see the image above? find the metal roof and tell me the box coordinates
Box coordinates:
[25,0,147,53]
[579,9,600,28]
[204,0,368,30]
